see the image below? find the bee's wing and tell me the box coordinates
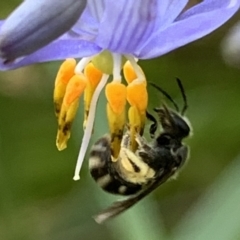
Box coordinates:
[93,167,177,224]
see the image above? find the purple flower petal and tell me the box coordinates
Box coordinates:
[177,0,234,20]
[0,0,87,62]
[86,0,105,21]
[0,34,101,70]
[1,0,239,69]
[95,0,187,54]
[160,0,188,29]
[137,0,240,59]
[71,0,102,41]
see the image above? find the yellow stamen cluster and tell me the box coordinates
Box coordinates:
[83,63,103,129]
[54,58,76,118]
[125,62,148,152]
[105,82,127,159]
[53,59,102,150]
[53,55,148,180]
[105,61,148,157]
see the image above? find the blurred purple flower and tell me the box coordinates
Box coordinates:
[0,0,239,70]
[0,0,87,65]
[222,19,240,68]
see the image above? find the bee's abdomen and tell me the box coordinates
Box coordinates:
[89,135,142,195]
[89,136,110,177]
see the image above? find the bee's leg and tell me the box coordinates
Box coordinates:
[135,133,152,152]
[121,131,131,149]
[134,133,159,167]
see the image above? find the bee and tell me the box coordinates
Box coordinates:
[89,78,191,224]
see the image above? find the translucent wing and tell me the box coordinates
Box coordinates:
[93,166,177,224]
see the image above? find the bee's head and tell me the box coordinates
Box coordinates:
[147,78,190,140]
[154,105,190,139]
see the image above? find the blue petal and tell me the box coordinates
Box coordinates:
[94,0,188,54]
[159,0,188,30]
[137,0,240,59]
[71,0,103,41]
[176,0,236,20]
[0,33,101,70]
[85,0,105,21]
[0,0,87,62]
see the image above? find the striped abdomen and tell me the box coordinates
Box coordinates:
[89,135,142,195]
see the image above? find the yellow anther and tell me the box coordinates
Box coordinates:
[127,80,148,114]
[128,106,145,152]
[63,75,87,105]
[84,62,103,88]
[127,80,148,152]
[106,103,126,159]
[123,61,145,84]
[54,58,76,118]
[105,82,127,159]
[56,74,87,151]
[83,62,103,129]
[123,61,137,83]
[105,82,127,115]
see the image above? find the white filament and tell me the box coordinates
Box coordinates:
[125,54,145,82]
[75,56,94,74]
[73,74,109,181]
[112,53,122,82]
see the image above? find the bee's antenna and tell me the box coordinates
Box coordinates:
[150,82,179,112]
[176,78,188,115]
[146,111,158,138]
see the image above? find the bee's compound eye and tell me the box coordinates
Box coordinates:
[156,134,171,145]
[175,145,189,167]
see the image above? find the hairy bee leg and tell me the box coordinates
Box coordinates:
[121,131,131,148]
[135,133,152,152]
[134,133,146,147]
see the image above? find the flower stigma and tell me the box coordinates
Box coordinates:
[53,51,149,181]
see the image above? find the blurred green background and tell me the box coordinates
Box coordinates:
[1,1,240,240]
